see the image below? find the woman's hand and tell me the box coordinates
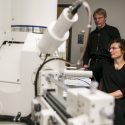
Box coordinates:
[83,64,89,69]
[109,90,123,99]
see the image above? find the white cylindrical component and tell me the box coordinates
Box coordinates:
[52,8,78,38]
[64,69,93,78]
[38,22,69,54]
[38,8,78,54]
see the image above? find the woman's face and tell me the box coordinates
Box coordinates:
[109,42,124,60]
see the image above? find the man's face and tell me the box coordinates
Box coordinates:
[94,14,106,29]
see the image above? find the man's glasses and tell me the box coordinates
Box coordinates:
[109,47,121,51]
[94,16,104,20]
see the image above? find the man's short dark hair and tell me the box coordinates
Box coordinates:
[93,8,107,18]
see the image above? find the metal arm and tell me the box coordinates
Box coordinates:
[77,0,92,66]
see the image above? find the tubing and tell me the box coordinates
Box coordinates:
[0,113,37,125]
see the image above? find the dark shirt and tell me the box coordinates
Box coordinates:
[83,24,121,64]
[101,61,125,125]
[102,61,125,96]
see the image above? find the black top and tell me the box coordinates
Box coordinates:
[101,61,125,125]
[83,24,121,64]
[102,61,125,96]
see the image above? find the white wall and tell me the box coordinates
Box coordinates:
[0,0,11,46]
[58,0,75,4]
[0,0,57,43]
[59,0,125,63]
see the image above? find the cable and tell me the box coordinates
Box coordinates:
[67,0,83,19]
[34,54,49,96]
[0,113,35,125]
[34,57,76,96]
[76,78,91,86]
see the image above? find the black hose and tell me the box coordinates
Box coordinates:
[0,113,38,125]
[34,54,49,96]
[71,1,82,15]
[0,115,14,122]
[20,114,35,125]
[34,57,71,96]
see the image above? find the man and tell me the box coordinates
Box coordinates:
[83,8,121,83]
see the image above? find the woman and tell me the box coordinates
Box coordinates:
[100,38,125,125]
